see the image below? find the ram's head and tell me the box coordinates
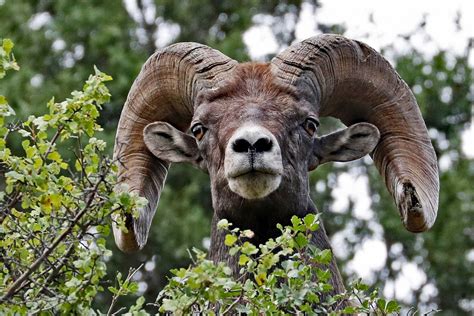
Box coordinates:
[112,35,439,252]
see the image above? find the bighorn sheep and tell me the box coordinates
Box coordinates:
[112,34,439,294]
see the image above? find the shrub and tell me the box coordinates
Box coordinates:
[0,38,145,314]
[155,215,400,315]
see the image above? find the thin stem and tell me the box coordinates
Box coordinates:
[221,289,244,315]
[37,240,77,295]
[44,125,64,159]
[0,191,22,224]
[106,263,144,316]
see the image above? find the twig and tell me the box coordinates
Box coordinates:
[37,241,77,295]
[106,263,144,316]
[111,307,126,315]
[0,191,22,224]
[44,125,64,159]
[221,289,244,315]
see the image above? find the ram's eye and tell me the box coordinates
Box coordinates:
[303,118,319,137]
[191,123,207,141]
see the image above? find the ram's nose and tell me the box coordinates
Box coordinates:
[232,136,273,153]
[229,125,276,153]
[224,124,283,199]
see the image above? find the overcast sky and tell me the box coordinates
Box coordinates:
[246,0,474,62]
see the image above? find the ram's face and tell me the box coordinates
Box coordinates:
[144,86,379,224]
[188,96,324,225]
[191,95,318,200]
[143,64,380,224]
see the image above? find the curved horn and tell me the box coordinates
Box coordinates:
[113,43,237,252]
[271,34,439,232]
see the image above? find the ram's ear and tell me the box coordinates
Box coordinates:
[144,122,202,166]
[309,123,380,170]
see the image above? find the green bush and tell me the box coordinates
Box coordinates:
[0,39,401,315]
[156,215,401,315]
[0,39,145,314]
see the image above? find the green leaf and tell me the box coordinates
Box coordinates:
[386,300,400,312]
[316,249,332,265]
[32,223,42,232]
[255,272,266,286]
[229,246,240,256]
[241,242,258,255]
[239,254,250,266]
[108,286,118,295]
[47,151,62,162]
[33,158,43,169]
[291,215,301,227]
[21,139,30,151]
[316,268,331,282]
[377,298,386,310]
[3,39,14,54]
[129,296,147,313]
[294,232,308,248]
[341,306,357,314]
[303,213,315,227]
[224,234,238,247]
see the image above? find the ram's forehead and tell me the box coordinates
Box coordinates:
[193,62,316,126]
[196,97,310,123]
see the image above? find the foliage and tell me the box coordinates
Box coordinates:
[156,214,400,315]
[0,38,19,78]
[0,46,145,313]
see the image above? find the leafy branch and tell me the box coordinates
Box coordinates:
[1,170,106,301]
[0,44,146,313]
[106,263,144,316]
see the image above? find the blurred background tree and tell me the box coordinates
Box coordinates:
[0,0,472,314]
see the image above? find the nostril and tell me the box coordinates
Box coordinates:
[232,138,252,153]
[254,137,273,152]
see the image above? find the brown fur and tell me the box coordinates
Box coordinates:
[202,63,300,104]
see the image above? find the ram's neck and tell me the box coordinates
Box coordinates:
[208,199,346,295]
